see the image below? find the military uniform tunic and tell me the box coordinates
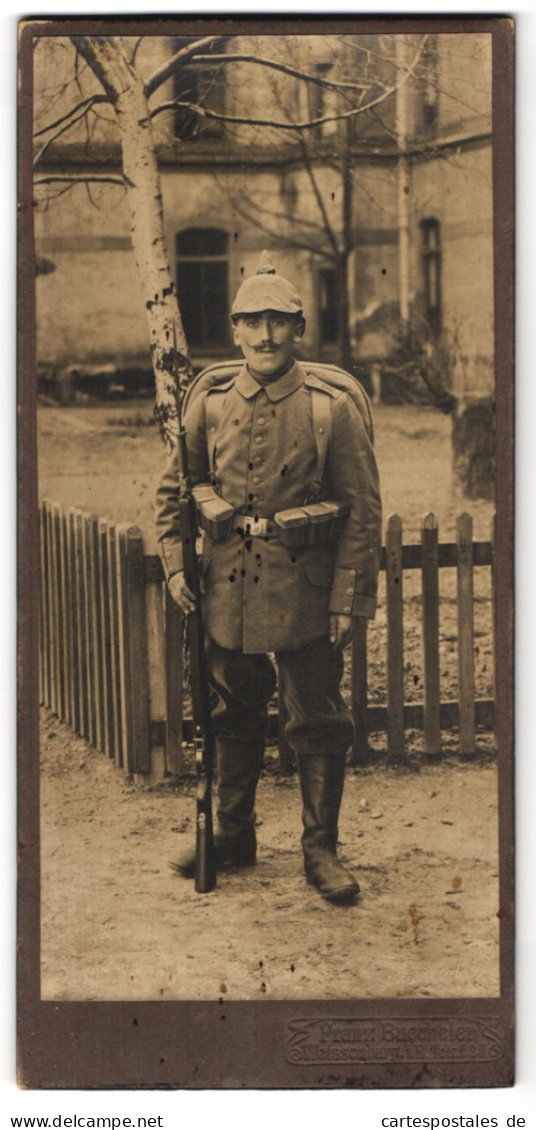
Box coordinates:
[156,359,381,655]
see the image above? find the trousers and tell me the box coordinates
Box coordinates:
[206,635,354,758]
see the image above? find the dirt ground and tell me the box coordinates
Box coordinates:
[40,709,499,1002]
[37,397,499,1002]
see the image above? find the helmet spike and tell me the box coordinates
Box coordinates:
[231,253,304,318]
[255,250,276,276]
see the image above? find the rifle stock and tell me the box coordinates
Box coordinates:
[171,322,216,892]
[178,491,216,893]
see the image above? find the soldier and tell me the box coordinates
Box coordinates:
[156,252,382,904]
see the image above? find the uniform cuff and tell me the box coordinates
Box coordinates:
[161,538,184,582]
[329,567,377,619]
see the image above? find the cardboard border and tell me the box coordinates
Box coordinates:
[17,14,515,1089]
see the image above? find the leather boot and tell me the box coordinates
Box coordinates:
[170,736,262,878]
[297,753,360,904]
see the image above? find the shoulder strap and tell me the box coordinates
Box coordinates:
[308,386,332,502]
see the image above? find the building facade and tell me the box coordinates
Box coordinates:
[33,31,493,398]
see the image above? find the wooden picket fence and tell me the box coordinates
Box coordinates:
[38,500,495,779]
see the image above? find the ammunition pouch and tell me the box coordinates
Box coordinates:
[274,500,350,549]
[191,484,235,542]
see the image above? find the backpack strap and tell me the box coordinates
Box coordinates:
[183,361,242,416]
[302,362,374,442]
[308,387,332,501]
[204,378,235,475]
[304,375,341,502]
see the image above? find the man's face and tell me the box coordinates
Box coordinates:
[233,311,304,380]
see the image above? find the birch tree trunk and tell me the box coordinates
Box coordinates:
[74,36,192,450]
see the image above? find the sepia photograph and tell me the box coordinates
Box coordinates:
[18,16,514,1089]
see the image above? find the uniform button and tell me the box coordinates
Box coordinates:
[257,417,266,426]
[343,605,351,613]
[252,475,261,484]
[255,457,263,466]
[346,587,354,595]
[255,436,263,445]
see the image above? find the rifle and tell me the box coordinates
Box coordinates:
[173,326,216,893]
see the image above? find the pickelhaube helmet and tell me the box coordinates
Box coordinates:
[231,251,304,318]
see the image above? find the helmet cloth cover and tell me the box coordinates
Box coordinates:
[231,251,304,318]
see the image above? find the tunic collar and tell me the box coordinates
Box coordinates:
[234,360,306,403]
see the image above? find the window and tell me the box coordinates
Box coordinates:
[173,40,225,140]
[319,268,339,344]
[420,36,439,132]
[421,219,441,333]
[176,229,229,347]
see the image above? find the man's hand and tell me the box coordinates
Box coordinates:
[168,570,196,615]
[329,614,353,650]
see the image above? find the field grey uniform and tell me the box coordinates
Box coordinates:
[156,255,382,903]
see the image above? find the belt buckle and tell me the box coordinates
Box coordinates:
[246,516,271,538]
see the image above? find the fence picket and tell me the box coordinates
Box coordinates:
[457,513,476,754]
[45,505,57,715]
[351,618,369,764]
[164,588,184,775]
[39,502,51,708]
[52,504,66,720]
[67,510,81,736]
[125,527,151,774]
[106,525,123,767]
[115,527,134,772]
[421,513,441,756]
[98,520,115,760]
[82,514,97,746]
[88,516,106,752]
[145,575,168,781]
[59,509,73,728]
[386,514,404,757]
[74,511,89,739]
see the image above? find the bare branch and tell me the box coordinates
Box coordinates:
[296,135,340,256]
[148,97,345,131]
[149,41,427,132]
[34,174,126,187]
[37,182,79,206]
[144,36,225,99]
[130,37,143,67]
[85,181,100,210]
[225,193,334,260]
[193,52,374,93]
[34,101,109,167]
[34,93,110,139]
[335,33,427,75]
